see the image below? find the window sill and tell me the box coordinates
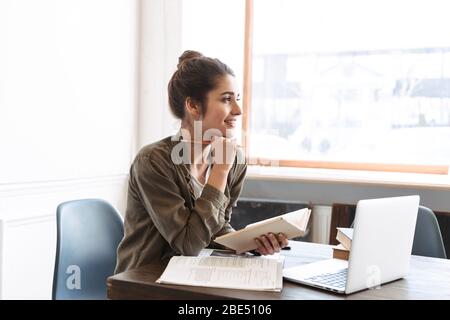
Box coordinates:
[246,165,450,191]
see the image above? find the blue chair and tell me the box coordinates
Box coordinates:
[52,199,124,299]
[412,206,447,259]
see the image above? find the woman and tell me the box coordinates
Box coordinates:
[115,50,288,273]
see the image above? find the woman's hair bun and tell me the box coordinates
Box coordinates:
[177,50,204,69]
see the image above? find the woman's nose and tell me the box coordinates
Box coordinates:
[232,100,242,115]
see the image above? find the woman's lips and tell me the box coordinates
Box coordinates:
[224,119,236,128]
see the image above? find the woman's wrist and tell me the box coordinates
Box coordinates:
[212,163,233,174]
[206,166,230,193]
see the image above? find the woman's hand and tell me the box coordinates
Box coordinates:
[206,136,238,193]
[254,233,289,255]
[210,136,238,173]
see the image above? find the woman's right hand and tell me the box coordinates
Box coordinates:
[210,136,238,173]
[254,233,289,255]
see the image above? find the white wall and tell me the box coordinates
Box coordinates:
[138,0,181,148]
[0,0,136,183]
[0,0,137,299]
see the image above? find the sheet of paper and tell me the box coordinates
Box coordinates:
[156,255,283,291]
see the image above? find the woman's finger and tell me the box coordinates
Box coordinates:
[268,233,281,252]
[254,238,268,255]
[278,233,289,247]
[258,235,274,255]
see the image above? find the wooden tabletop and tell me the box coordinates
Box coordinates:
[107,241,450,300]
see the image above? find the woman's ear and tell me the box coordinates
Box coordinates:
[184,97,201,120]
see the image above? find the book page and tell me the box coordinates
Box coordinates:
[337,228,354,240]
[245,208,310,229]
[245,215,282,228]
[284,208,311,229]
[156,256,283,291]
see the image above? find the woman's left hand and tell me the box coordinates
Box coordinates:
[254,233,289,255]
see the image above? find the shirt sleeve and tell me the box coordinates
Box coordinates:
[214,161,248,239]
[132,153,229,256]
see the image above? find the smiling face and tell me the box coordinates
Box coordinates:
[201,74,242,138]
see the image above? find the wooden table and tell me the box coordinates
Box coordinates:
[107,241,450,300]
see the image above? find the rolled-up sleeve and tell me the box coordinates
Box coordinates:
[132,154,229,256]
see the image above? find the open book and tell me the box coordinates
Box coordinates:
[156,255,284,292]
[214,207,311,254]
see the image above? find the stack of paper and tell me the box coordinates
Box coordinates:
[156,255,284,292]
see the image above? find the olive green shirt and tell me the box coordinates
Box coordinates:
[115,135,247,273]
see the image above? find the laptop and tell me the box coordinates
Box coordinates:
[283,195,420,294]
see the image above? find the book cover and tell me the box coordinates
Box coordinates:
[336,227,353,250]
[214,208,311,254]
[332,243,350,260]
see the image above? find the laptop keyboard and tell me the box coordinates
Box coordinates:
[305,268,348,288]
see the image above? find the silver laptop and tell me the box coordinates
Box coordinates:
[283,195,420,294]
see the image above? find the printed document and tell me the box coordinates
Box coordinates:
[156,255,284,291]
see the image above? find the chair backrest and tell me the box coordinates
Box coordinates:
[412,205,447,259]
[52,199,124,299]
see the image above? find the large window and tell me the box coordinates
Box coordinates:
[248,0,450,174]
[182,0,450,174]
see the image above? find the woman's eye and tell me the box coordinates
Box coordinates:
[223,97,232,103]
